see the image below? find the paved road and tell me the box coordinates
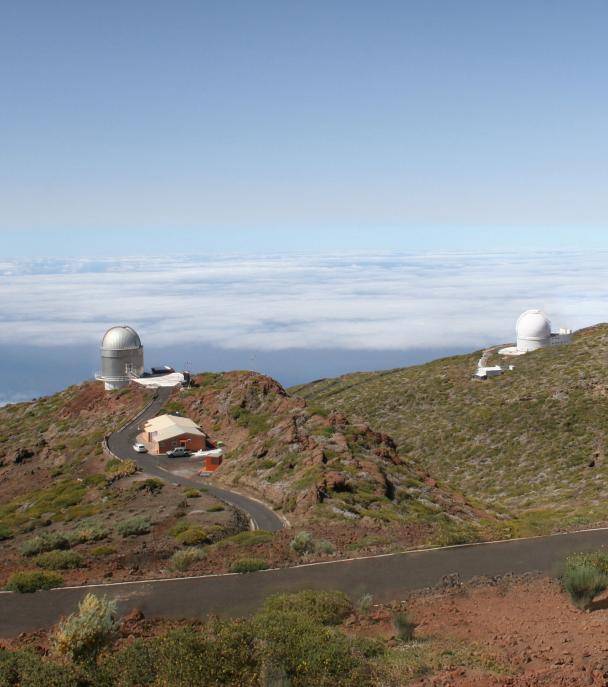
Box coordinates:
[3,527,608,635]
[107,387,284,532]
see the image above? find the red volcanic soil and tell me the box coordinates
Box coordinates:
[407,576,608,687]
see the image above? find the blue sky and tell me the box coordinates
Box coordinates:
[1,1,607,256]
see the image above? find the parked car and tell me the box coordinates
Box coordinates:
[167,446,191,458]
[132,443,148,453]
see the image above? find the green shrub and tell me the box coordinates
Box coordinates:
[34,550,83,570]
[67,520,110,544]
[255,609,373,686]
[53,593,117,663]
[0,648,80,686]
[106,459,137,480]
[154,624,260,687]
[0,525,12,541]
[90,545,116,557]
[6,570,64,593]
[213,530,273,548]
[290,531,335,555]
[393,612,416,641]
[562,555,608,609]
[117,516,150,537]
[169,520,191,537]
[20,532,70,557]
[175,527,208,546]
[567,550,608,575]
[263,590,353,625]
[133,478,164,494]
[206,504,225,512]
[229,406,270,435]
[290,531,315,555]
[314,539,336,555]
[103,639,159,686]
[170,547,206,572]
[357,593,373,613]
[230,558,269,573]
[183,488,201,498]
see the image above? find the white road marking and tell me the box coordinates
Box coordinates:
[2,524,608,595]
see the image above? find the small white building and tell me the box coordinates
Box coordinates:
[474,365,504,380]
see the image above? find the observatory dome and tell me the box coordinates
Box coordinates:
[101,326,142,351]
[98,325,144,390]
[516,309,551,352]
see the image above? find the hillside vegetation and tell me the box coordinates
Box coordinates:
[291,325,608,536]
[177,371,496,548]
[0,383,244,586]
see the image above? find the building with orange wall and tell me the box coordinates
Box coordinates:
[140,414,207,455]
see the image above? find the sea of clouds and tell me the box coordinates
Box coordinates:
[1,251,607,355]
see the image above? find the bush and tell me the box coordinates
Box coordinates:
[184,488,201,498]
[567,551,608,575]
[290,531,335,556]
[106,459,138,480]
[117,516,150,538]
[0,525,12,541]
[34,550,83,570]
[20,532,70,557]
[213,530,273,548]
[5,571,64,593]
[255,609,374,686]
[0,648,80,686]
[206,504,225,512]
[263,590,353,625]
[170,547,206,572]
[563,555,608,609]
[393,612,416,641]
[290,531,315,555]
[134,478,164,494]
[169,520,192,537]
[175,527,208,546]
[154,624,260,687]
[230,558,269,573]
[90,545,116,557]
[103,639,159,686]
[315,539,336,555]
[357,593,373,613]
[67,520,110,544]
[53,593,117,663]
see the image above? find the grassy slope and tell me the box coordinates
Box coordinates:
[174,372,497,548]
[290,325,608,536]
[0,382,241,585]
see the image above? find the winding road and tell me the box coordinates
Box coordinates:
[2,387,608,636]
[107,387,284,532]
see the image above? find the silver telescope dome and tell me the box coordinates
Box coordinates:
[98,325,144,390]
[101,326,142,351]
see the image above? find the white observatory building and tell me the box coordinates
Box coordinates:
[516,309,552,352]
[97,326,144,390]
[499,309,572,356]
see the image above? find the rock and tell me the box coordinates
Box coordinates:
[123,608,144,623]
[12,447,34,464]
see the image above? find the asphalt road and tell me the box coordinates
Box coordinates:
[2,527,608,635]
[106,387,284,532]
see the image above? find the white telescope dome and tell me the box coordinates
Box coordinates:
[516,310,551,341]
[516,309,551,352]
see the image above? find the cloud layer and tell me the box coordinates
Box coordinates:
[0,251,606,354]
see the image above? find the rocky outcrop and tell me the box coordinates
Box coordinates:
[173,371,486,526]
